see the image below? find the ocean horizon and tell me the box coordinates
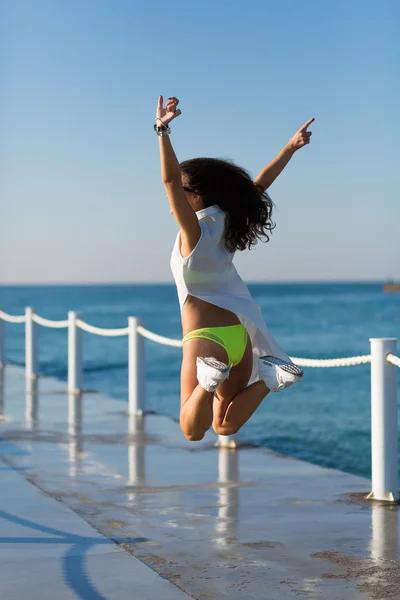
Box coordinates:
[0,279,391,287]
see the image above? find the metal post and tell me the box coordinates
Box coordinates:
[218,445,239,484]
[0,312,4,368]
[25,377,39,430]
[218,434,237,449]
[68,393,83,477]
[128,317,145,415]
[68,392,83,429]
[128,414,146,485]
[25,307,38,382]
[68,311,82,394]
[367,338,398,502]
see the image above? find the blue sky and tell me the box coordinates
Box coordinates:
[1,0,398,284]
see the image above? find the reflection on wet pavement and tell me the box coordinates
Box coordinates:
[1,365,400,600]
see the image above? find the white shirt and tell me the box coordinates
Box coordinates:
[170,205,291,381]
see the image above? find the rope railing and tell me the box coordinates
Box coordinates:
[32,314,69,328]
[290,355,372,368]
[136,325,183,348]
[76,319,129,337]
[387,353,400,369]
[0,310,26,324]
[0,307,399,502]
[0,309,398,370]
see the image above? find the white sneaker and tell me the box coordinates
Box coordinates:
[259,355,303,392]
[196,357,231,392]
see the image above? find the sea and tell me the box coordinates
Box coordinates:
[1,282,399,479]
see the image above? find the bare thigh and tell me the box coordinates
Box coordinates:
[212,335,253,423]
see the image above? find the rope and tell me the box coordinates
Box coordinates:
[387,353,400,369]
[290,355,371,368]
[136,326,183,348]
[32,314,69,328]
[76,319,129,337]
[0,310,26,324]
[0,308,395,369]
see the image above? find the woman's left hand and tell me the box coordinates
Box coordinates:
[287,118,314,152]
[156,96,182,127]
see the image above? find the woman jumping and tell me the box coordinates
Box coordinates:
[155,96,313,441]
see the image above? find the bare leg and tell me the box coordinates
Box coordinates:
[180,337,230,441]
[213,380,269,436]
[180,384,214,441]
[180,333,269,441]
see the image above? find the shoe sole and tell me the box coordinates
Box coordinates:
[198,357,231,374]
[260,355,304,378]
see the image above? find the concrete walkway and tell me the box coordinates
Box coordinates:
[1,365,400,599]
[0,455,190,599]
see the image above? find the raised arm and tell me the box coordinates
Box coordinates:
[156,96,200,249]
[254,118,314,191]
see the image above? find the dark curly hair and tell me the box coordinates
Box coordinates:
[179,158,275,252]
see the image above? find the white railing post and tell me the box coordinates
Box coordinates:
[218,434,237,449]
[368,338,398,502]
[128,414,146,485]
[25,377,39,430]
[128,317,145,415]
[68,392,83,476]
[25,307,38,382]
[0,312,4,368]
[68,311,83,395]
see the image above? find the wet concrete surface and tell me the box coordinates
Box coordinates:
[0,461,190,600]
[1,365,400,599]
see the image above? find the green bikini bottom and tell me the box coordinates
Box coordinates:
[182,324,248,366]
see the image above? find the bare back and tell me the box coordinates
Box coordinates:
[181,295,241,337]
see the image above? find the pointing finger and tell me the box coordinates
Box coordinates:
[300,117,315,132]
[158,95,164,108]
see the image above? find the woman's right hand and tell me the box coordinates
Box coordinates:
[156,96,182,127]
